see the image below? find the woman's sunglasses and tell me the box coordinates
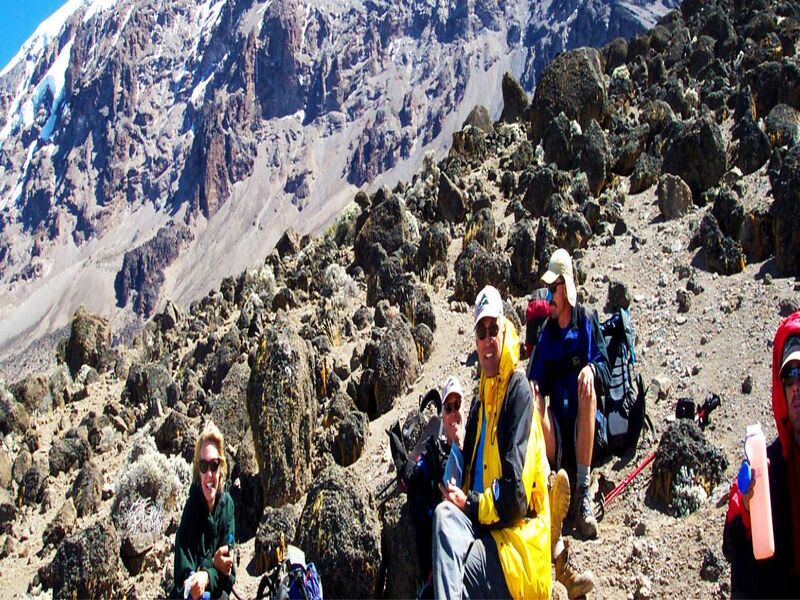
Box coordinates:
[475,321,500,341]
[443,399,461,414]
[199,458,221,474]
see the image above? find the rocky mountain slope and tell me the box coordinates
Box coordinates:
[0,0,676,364]
[2,0,800,598]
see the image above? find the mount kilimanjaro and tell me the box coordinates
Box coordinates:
[0,0,675,365]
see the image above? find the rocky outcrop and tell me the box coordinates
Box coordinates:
[42,519,121,598]
[771,144,800,276]
[530,48,607,143]
[247,323,315,507]
[64,306,112,378]
[114,225,194,318]
[662,116,727,201]
[295,465,382,599]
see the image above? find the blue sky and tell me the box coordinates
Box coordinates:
[0,0,66,70]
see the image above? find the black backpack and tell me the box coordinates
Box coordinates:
[596,308,650,457]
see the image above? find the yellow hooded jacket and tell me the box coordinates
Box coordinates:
[462,319,551,599]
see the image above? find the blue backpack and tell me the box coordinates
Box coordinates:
[596,308,651,457]
[257,548,323,600]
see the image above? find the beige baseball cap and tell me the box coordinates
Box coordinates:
[541,248,577,307]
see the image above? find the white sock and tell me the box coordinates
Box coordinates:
[577,464,590,492]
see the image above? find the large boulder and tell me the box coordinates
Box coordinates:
[507,219,538,295]
[247,324,316,507]
[648,420,728,517]
[0,487,16,534]
[18,459,49,507]
[357,320,420,418]
[530,47,607,143]
[740,201,774,263]
[123,362,179,424]
[578,121,611,197]
[499,72,528,123]
[43,519,121,598]
[454,241,510,302]
[154,411,196,462]
[65,306,112,377]
[731,115,771,175]
[0,384,29,436]
[415,223,450,280]
[211,360,251,449]
[229,430,263,542]
[203,326,243,394]
[521,166,570,217]
[354,196,413,269]
[13,373,54,414]
[436,172,468,223]
[70,462,103,518]
[662,117,727,200]
[49,432,91,477]
[542,112,577,171]
[656,174,693,220]
[463,208,496,252]
[693,214,747,276]
[295,465,382,599]
[381,495,421,599]
[42,498,77,550]
[764,103,800,148]
[254,504,297,575]
[771,144,800,276]
[629,153,662,194]
[332,410,369,467]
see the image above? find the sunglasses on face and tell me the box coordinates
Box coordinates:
[547,280,564,294]
[783,366,800,386]
[199,458,221,474]
[443,399,461,414]
[475,320,500,341]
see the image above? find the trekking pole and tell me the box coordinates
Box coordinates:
[595,450,656,520]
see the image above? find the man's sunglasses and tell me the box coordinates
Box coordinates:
[783,366,800,386]
[199,458,221,474]
[547,280,564,294]
[443,399,461,414]
[476,321,500,341]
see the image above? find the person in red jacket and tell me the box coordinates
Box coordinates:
[723,311,800,597]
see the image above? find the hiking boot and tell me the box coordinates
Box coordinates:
[548,469,570,556]
[575,485,598,539]
[554,540,595,599]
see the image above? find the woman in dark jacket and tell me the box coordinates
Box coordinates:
[172,421,235,599]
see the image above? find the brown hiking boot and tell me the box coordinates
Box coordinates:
[548,469,570,556]
[574,485,599,539]
[554,540,595,599]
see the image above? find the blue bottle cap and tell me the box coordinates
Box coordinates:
[737,460,752,495]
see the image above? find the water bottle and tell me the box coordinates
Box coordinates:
[744,423,774,560]
[228,532,237,567]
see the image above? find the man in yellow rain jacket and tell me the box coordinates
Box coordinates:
[433,285,550,599]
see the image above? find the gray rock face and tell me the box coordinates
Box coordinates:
[43,519,121,599]
[211,361,251,449]
[656,174,693,219]
[247,324,316,507]
[295,465,382,599]
[49,433,91,477]
[437,172,468,223]
[332,410,369,467]
[123,362,179,425]
[42,498,77,550]
[353,196,414,270]
[114,225,194,318]
[154,411,196,462]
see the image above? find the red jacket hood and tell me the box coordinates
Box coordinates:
[773,311,800,458]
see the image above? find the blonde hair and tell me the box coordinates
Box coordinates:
[192,420,227,486]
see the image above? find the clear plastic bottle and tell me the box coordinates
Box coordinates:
[745,423,775,560]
